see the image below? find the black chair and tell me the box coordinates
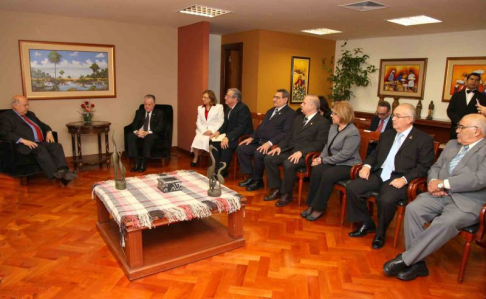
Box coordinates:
[123,104,173,166]
[0,109,58,185]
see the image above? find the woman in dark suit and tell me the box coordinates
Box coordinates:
[301,101,361,221]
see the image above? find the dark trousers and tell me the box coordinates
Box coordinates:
[346,170,408,237]
[306,164,351,211]
[18,142,68,179]
[264,152,306,194]
[236,142,266,180]
[210,141,237,177]
[126,133,159,159]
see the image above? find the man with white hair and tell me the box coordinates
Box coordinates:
[0,95,77,185]
[384,114,486,280]
[346,104,435,249]
[264,95,330,207]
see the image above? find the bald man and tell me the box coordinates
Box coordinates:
[0,95,77,185]
[384,114,486,281]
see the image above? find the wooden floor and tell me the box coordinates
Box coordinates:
[1,150,485,298]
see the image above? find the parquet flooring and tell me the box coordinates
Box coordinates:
[1,151,485,298]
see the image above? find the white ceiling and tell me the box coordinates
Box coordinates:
[1,0,486,40]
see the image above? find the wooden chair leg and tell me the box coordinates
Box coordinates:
[458,236,474,283]
[340,193,347,226]
[394,206,405,248]
[297,177,303,206]
[20,176,28,186]
[233,154,238,180]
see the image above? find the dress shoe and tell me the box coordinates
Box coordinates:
[238,177,253,187]
[383,254,409,277]
[275,194,293,207]
[301,207,313,218]
[58,171,77,186]
[348,222,376,237]
[138,159,146,173]
[264,189,282,201]
[397,261,428,281]
[190,161,198,167]
[130,161,140,172]
[306,210,324,221]
[371,236,385,249]
[246,180,264,191]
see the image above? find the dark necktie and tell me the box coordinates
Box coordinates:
[376,119,384,132]
[270,108,279,120]
[21,115,44,142]
[302,117,309,127]
[143,112,150,131]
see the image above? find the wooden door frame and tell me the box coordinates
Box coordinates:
[220,43,243,102]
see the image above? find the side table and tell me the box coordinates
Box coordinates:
[66,121,111,171]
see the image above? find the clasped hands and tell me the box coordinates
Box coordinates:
[21,131,55,149]
[427,179,448,197]
[135,130,150,138]
[358,166,407,189]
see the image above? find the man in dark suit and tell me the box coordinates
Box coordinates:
[368,101,393,155]
[210,88,253,177]
[264,95,330,207]
[126,94,164,172]
[447,73,486,139]
[346,104,435,249]
[384,114,486,281]
[0,95,77,185]
[236,89,296,191]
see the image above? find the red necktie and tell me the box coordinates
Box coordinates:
[21,115,44,142]
[376,119,384,133]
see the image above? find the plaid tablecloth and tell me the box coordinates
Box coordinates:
[92,170,242,230]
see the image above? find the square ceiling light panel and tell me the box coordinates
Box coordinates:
[387,15,442,26]
[178,5,232,18]
[302,28,342,35]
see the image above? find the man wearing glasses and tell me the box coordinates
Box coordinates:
[384,114,486,281]
[346,104,435,250]
[236,89,296,191]
[368,101,393,155]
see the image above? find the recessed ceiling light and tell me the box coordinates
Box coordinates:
[387,15,442,26]
[302,28,342,35]
[177,5,232,18]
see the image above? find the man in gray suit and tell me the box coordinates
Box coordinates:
[383,114,486,281]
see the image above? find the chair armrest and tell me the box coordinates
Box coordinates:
[476,203,486,247]
[407,177,427,203]
[350,163,364,180]
[304,151,320,175]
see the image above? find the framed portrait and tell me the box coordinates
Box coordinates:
[19,40,116,100]
[441,56,486,102]
[290,56,310,104]
[377,58,427,100]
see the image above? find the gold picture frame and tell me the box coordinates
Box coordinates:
[19,40,116,100]
[441,56,486,102]
[290,56,310,104]
[377,58,427,100]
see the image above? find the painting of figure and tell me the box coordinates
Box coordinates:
[442,57,486,102]
[378,58,427,100]
[290,56,310,103]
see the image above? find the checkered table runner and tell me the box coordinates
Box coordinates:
[92,170,242,229]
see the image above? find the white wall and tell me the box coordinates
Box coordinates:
[0,10,178,156]
[337,29,486,121]
[208,34,221,102]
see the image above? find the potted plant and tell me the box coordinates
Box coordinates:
[324,42,377,101]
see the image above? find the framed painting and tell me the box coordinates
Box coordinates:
[290,56,310,104]
[377,58,427,100]
[19,40,116,100]
[441,56,486,102]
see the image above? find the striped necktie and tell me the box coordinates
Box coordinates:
[449,145,469,173]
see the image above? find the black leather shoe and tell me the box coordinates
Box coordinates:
[246,180,264,191]
[306,210,324,221]
[131,161,140,172]
[238,177,253,187]
[348,222,376,237]
[138,159,146,173]
[301,207,313,218]
[397,261,428,281]
[264,189,282,201]
[275,194,293,207]
[383,254,409,277]
[372,236,385,249]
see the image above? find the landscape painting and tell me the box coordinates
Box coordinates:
[19,40,116,100]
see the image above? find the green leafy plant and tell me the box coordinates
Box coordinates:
[324,42,377,101]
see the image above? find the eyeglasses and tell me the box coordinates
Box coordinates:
[456,125,478,131]
[273,96,282,99]
[331,112,338,116]
[376,112,389,116]
[392,114,411,119]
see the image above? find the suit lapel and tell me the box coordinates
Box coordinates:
[396,128,416,154]
[451,139,486,175]
[300,115,318,132]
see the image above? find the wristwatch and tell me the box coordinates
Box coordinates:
[438,182,444,189]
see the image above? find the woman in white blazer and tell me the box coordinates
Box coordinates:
[191,90,224,166]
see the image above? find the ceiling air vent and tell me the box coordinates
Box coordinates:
[340,1,389,12]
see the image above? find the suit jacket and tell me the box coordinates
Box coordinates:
[129,107,164,136]
[217,101,253,145]
[447,90,486,138]
[0,110,52,154]
[196,104,224,135]
[278,114,330,157]
[320,123,361,166]
[369,115,393,132]
[428,138,486,216]
[366,127,435,183]
[250,105,296,145]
